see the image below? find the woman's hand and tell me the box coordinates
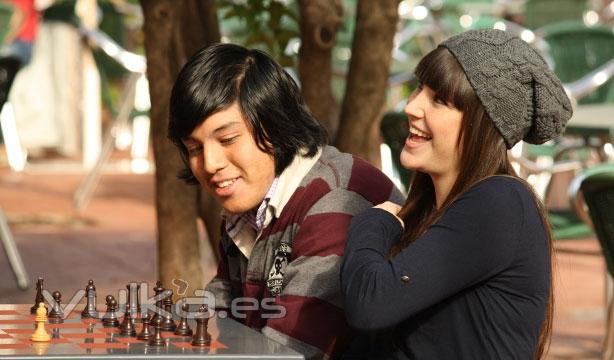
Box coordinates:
[374,201,404,229]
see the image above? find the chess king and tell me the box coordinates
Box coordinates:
[168,43,404,359]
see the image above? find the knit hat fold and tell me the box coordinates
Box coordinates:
[440,29,572,149]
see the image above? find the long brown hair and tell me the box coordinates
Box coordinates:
[391,47,554,359]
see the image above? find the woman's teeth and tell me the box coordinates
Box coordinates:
[410,127,432,140]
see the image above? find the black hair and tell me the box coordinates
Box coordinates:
[168,43,328,184]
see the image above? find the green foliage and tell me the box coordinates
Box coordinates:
[217,0,299,67]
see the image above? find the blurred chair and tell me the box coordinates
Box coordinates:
[569,163,614,358]
[524,0,587,29]
[540,21,614,105]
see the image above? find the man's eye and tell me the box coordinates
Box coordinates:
[220,136,238,145]
[187,145,202,155]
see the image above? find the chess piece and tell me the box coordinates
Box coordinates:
[137,312,153,341]
[130,281,142,316]
[30,277,47,314]
[191,304,211,347]
[150,280,164,325]
[102,296,120,327]
[48,291,64,324]
[31,302,51,342]
[119,303,137,336]
[81,280,99,318]
[174,302,193,336]
[148,313,165,346]
[160,290,176,332]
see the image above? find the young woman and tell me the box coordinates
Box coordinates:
[341,29,572,359]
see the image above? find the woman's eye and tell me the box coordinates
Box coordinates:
[434,97,447,105]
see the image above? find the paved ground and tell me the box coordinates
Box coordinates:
[0,157,608,359]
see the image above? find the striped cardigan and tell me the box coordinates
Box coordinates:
[206,146,404,359]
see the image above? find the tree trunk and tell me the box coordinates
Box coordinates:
[335,0,399,164]
[298,0,343,139]
[140,0,220,297]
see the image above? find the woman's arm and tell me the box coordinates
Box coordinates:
[341,178,529,330]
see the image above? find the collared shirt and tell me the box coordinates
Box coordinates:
[221,148,323,258]
[225,177,279,234]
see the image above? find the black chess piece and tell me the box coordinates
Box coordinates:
[150,280,164,325]
[119,303,137,336]
[102,296,120,327]
[137,312,153,341]
[30,277,47,314]
[174,302,193,336]
[148,313,165,346]
[81,280,99,318]
[160,291,176,332]
[48,290,64,324]
[191,304,211,347]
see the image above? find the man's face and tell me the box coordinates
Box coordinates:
[183,103,276,214]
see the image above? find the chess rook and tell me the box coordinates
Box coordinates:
[191,304,211,347]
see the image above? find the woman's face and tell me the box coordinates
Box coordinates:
[400,83,464,182]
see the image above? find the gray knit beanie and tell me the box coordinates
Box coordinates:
[440,29,573,149]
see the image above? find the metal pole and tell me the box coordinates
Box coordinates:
[0,207,29,289]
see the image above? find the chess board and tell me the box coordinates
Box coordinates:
[0,305,303,359]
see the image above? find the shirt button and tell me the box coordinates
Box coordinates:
[400,275,410,283]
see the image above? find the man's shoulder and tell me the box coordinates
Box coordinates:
[303,146,403,203]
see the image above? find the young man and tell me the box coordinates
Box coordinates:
[168,43,403,359]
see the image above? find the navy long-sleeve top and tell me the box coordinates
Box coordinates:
[341,176,550,359]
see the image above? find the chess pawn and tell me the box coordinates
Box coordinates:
[119,303,137,336]
[102,296,120,328]
[48,291,64,324]
[150,280,164,325]
[81,280,99,318]
[160,291,176,332]
[30,277,47,314]
[148,314,165,346]
[137,313,153,341]
[174,302,193,336]
[191,304,211,347]
[31,302,51,342]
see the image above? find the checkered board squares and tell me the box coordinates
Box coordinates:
[0,306,227,356]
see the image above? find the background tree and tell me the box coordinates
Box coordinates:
[335,0,399,163]
[139,0,221,297]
